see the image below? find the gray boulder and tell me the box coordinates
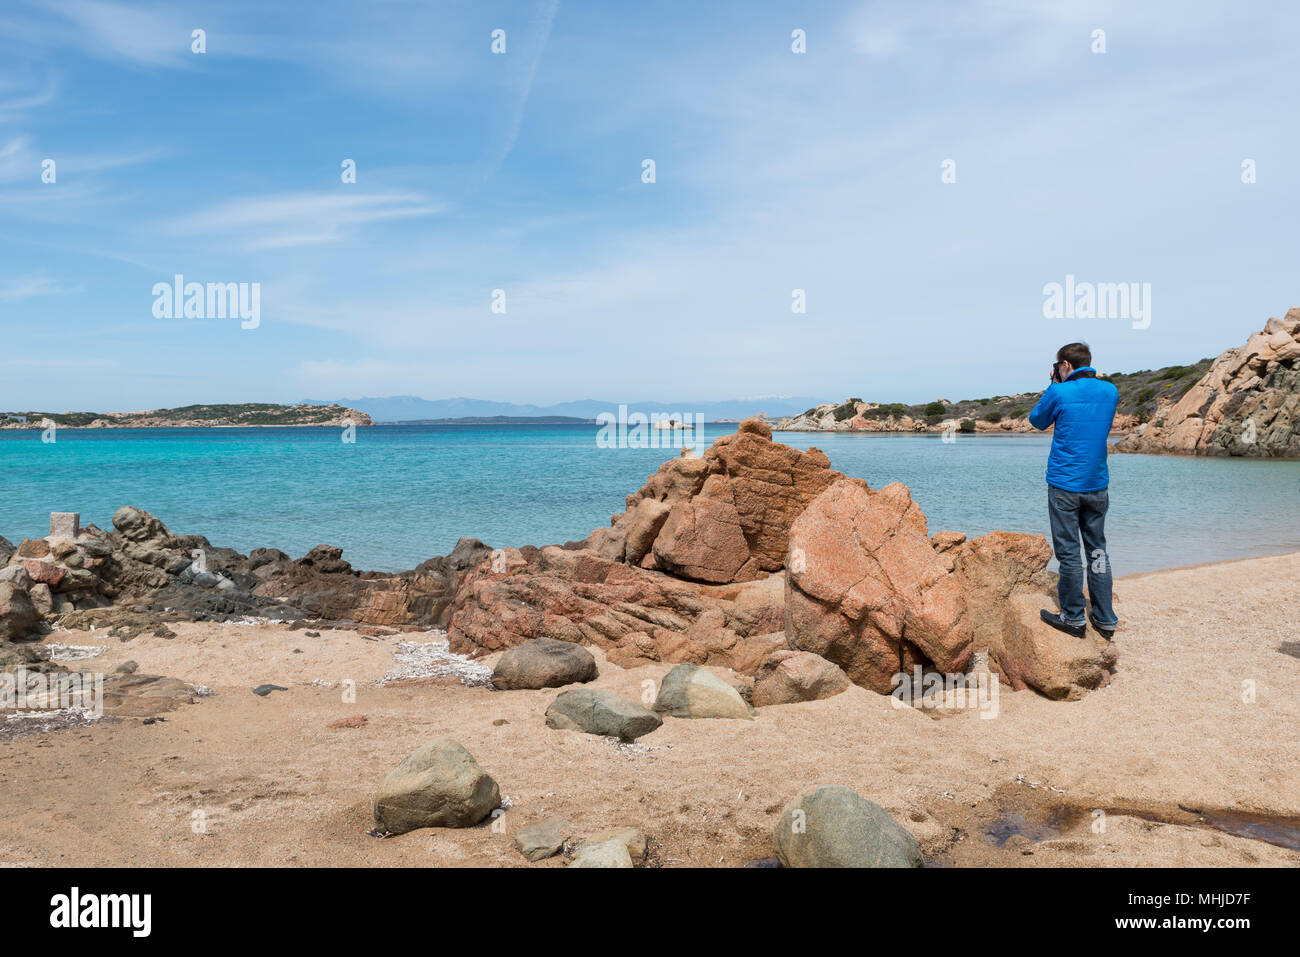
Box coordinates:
[652,663,753,720]
[569,839,633,868]
[544,688,662,741]
[373,739,501,834]
[514,816,569,862]
[492,637,597,690]
[581,826,647,864]
[773,785,922,868]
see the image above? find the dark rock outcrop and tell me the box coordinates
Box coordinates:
[0,505,492,633]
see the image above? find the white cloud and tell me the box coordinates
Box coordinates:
[169,191,447,250]
[0,275,74,300]
[36,0,199,67]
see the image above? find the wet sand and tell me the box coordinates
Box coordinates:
[2,551,1298,868]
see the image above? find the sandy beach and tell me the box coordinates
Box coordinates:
[2,551,1297,868]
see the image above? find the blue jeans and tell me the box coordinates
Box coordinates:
[1046,484,1118,628]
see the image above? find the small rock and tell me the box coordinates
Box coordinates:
[653,663,753,720]
[305,630,321,637]
[514,816,569,862]
[568,839,633,868]
[252,684,288,696]
[742,856,782,868]
[773,785,922,868]
[545,688,662,742]
[115,660,139,674]
[751,650,851,707]
[28,582,54,617]
[492,637,598,690]
[581,827,647,864]
[0,582,38,640]
[373,738,500,834]
[492,718,509,726]
[327,714,368,729]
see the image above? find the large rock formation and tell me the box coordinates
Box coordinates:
[784,480,971,694]
[784,483,1117,700]
[1113,308,1300,458]
[446,543,785,672]
[584,417,847,582]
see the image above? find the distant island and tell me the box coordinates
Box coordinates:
[0,403,371,430]
[301,394,823,423]
[385,415,595,425]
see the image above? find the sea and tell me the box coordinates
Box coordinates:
[2,424,1297,575]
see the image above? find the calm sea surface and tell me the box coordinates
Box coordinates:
[1,424,1296,574]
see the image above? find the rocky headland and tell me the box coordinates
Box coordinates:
[775,306,1300,460]
[1112,308,1300,458]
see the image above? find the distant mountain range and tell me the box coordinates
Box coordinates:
[301,395,824,423]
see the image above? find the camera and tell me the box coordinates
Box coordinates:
[1050,362,1062,384]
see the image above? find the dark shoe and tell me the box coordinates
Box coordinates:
[1039,609,1085,638]
[1089,615,1116,640]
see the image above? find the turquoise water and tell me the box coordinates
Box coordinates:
[1,425,1296,574]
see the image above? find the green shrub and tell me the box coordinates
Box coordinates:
[924,401,945,417]
[1010,407,1026,417]
[985,411,1003,423]
[959,420,976,433]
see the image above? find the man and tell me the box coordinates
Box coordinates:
[1028,342,1119,639]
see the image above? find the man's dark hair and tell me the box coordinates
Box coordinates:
[1057,341,1092,369]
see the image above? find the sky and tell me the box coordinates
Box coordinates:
[1,0,1298,411]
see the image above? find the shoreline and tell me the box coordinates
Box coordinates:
[1118,547,1300,581]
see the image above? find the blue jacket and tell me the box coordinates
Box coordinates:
[1028,367,1119,493]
